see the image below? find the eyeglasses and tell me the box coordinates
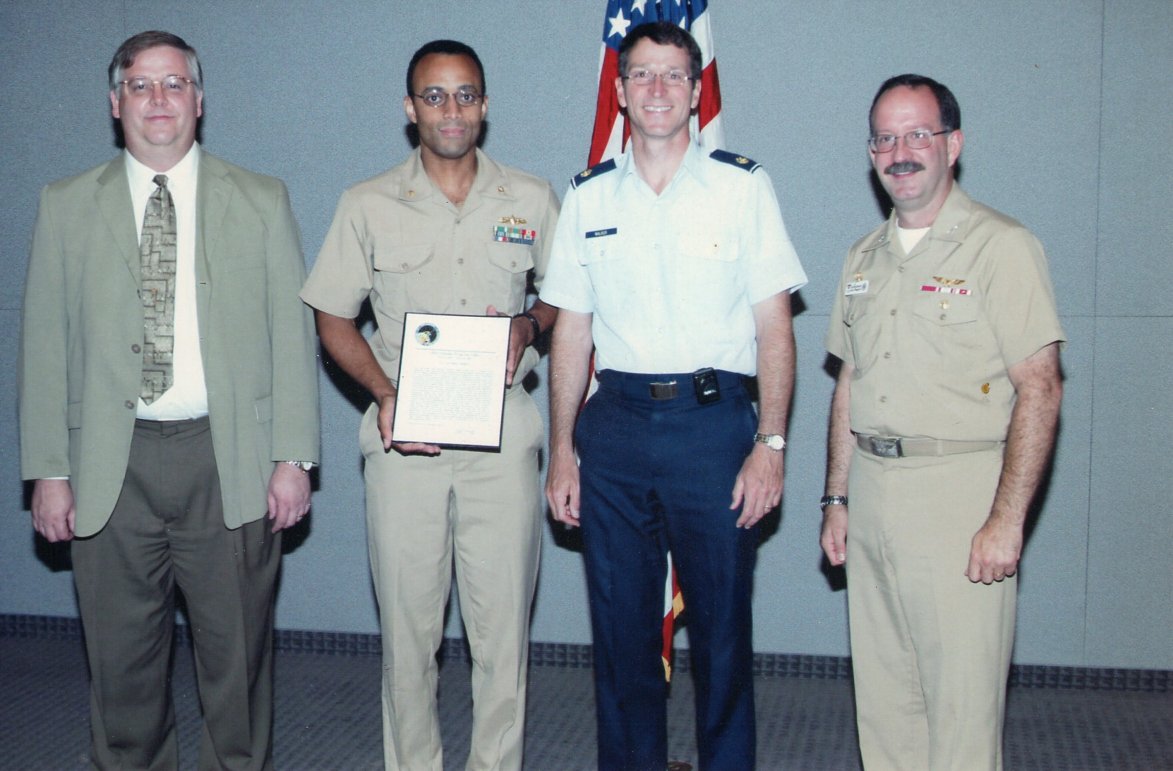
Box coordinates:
[868,129,951,153]
[411,88,484,109]
[621,69,694,87]
[119,75,196,96]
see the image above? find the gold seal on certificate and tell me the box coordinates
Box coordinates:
[393,312,511,449]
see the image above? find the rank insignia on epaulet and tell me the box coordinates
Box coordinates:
[572,158,617,188]
[709,149,761,173]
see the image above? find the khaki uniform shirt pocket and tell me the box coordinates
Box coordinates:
[372,244,440,315]
[485,241,535,313]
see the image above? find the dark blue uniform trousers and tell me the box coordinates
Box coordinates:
[576,369,758,771]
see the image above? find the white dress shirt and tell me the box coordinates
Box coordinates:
[125,144,209,420]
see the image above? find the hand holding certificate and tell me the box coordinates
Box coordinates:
[392,312,512,449]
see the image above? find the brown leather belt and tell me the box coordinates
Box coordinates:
[855,434,1004,458]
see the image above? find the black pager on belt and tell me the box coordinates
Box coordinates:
[692,367,721,405]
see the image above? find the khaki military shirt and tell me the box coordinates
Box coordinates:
[301,149,559,384]
[826,184,1065,441]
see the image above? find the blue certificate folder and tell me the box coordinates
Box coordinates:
[393,312,511,450]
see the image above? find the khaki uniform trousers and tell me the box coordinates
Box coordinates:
[360,386,544,771]
[846,447,1016,771]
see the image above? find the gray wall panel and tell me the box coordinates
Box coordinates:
[1086,317,1173,668]
[1098,1,1173,317]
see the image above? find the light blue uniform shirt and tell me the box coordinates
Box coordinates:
[541,143,807,375]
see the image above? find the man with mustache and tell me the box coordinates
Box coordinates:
[300,40,558,770]
[820,74,1065,770]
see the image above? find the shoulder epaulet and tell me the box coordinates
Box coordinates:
[571,158,617,189]
[709,149,761,173]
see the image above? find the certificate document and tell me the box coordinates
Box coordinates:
[393,312,511,449]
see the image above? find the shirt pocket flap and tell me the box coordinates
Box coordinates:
[486,241,534,274]
[373,244,434,274]
[912,292,979,325]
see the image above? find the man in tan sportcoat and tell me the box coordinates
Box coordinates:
[19,30,319,770]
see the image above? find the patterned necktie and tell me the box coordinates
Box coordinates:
[140,174,177,404]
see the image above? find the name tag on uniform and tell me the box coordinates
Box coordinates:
[845,280,869,295]
[585,227,617,239]
[493,225,536,245]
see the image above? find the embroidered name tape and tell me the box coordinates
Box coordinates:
[585,228,617,239]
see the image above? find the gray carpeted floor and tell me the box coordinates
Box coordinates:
[2,632,1170,769]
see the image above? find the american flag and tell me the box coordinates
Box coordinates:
[588,0,725,167]
[586,0,727,681]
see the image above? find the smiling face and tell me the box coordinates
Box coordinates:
[869,85,963,227]
[615,38,700,147]
[403,53,487,164]
[109,45,202,171]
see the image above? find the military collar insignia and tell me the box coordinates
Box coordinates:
[572,158,618,189]
[709,149,761,172]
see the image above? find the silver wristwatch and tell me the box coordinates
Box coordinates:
[753,432,786,451]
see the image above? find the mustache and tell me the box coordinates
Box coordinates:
[884,161,925,175]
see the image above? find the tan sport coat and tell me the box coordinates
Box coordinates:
[19,149,320,537]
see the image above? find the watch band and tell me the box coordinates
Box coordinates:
[516,311,541,342]
[753,432,786,451]
[819,495,848,510]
